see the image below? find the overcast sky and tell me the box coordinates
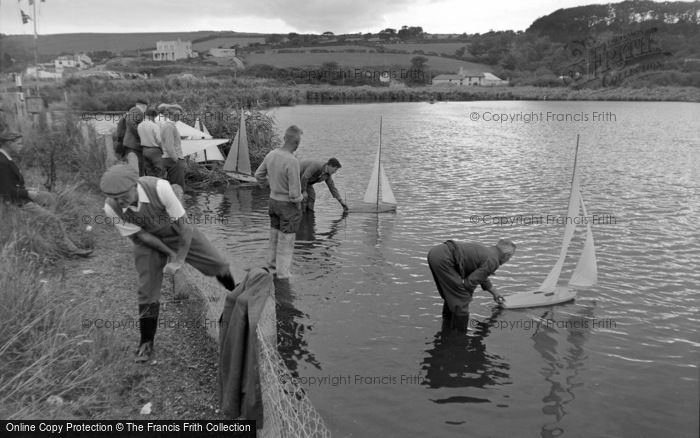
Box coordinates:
[0,0,673,36]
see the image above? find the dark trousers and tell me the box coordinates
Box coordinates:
[302,184,316,212]
[124,147,144,176]
[134,228,230,305]
[143,147,164,177]
[427,243,473,316]
[163,157,186,190]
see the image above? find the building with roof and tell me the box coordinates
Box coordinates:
[432,67,508,86]
[54,53,92,74]
[153,39,195,61]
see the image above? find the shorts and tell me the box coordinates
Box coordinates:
[269,198,301,233]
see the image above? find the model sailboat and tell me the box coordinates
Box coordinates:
[349,117,397,213]
[179,117,226,164]
[174,118,227,163]
[504,135,598,309]
[223,110,257,184]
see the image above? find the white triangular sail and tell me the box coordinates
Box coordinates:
[569,190,598,287]
[537,159,598,293]
[173,120,226,162]
[363,148,396,205]
[504,136,597,309]
[379,164,396,205]
[197,118,211,137]
[181,139,227,161]
[223,112,252,176]
[538,170,582,293]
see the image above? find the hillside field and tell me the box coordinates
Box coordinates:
[7,32,212,54]
[242,51,490,73]
[379,42,469,55]
[268,45,373,52]
[3,32,267,56]
[192,37,267,51]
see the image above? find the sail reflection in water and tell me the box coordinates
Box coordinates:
[421,309,511,400]
[532,307,594,438]
[355,213,397,285]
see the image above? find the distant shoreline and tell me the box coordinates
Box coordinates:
[288,84,700,104]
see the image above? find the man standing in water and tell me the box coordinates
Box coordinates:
[254,126,304,280]
[299,158,348,212]
[427,239,515,329]
[99,164,237,362]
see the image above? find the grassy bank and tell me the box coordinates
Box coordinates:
[0,185,107,419]
[0,112,111,418]
[0,115,238,420]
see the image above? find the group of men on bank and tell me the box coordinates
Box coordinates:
[116,99,186,191]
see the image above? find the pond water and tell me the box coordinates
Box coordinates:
[186,101,699,438]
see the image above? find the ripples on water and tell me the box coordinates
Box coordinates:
[186,102,699,437]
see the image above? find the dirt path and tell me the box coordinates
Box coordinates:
[62,219,226,420]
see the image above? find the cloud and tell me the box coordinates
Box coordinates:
[21,0,417,34]
[216,0,415,33]
[5,0,652,35]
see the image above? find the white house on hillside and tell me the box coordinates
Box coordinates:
[432,67,508,86]
[153,39,195,61]
[54,53,92,74]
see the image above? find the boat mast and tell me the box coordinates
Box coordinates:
[236,109,242,173]
[572,134,580,184]
[376,116,382,210]
[32,0,38,88]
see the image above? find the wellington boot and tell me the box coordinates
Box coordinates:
[450,312,470,332]
[134,341,154,363]
[442,302,453,320]
[266,228,279,273]
[275,232,296,279]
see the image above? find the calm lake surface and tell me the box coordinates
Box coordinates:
[186,101,699,438]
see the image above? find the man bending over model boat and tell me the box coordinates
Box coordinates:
[299,158,348,212]
[427,239,515,329]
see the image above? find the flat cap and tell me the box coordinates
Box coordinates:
[157,103,183,113]
[100,164,139,196]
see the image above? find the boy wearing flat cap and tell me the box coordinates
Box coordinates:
[100,164,236,362]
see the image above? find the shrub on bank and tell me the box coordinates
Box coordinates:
[184,108,280,187]
[20,113,107,192]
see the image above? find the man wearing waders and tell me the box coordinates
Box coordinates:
[427,239,515,330]
[254,126,304,280]
[100,164,237,362]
